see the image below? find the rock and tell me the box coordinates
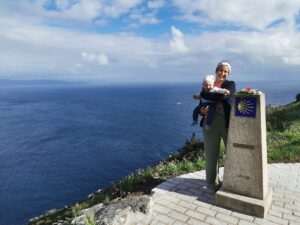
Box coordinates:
[71,215,87,225]
[70,195,151,225]
[94,195,151,225]
[82,203,104,219]
[71,203,104,225]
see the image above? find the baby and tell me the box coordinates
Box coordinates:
[192,75,230,129]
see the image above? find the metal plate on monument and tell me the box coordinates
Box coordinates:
[233,143,255,150]
[235,97,257,118]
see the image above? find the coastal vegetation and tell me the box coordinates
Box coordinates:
[266,98,300,162]
[28,97,300,225]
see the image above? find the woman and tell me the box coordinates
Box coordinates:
[199,61,236,191]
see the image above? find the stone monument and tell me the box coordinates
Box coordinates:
[215,91,273,218]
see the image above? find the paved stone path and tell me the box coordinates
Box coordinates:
[136,163,300,225]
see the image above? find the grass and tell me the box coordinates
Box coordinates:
[85,216,96,225]
[267,100,300,162]
[28,98,300,225]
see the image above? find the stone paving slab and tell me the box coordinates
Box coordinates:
[146,163,300,225]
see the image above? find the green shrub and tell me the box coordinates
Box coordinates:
[267,101,300,132]
[267,101,300,162]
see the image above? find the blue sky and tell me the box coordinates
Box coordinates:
[0,0,300,83]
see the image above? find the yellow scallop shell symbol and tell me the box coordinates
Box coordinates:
[237,99,254,115]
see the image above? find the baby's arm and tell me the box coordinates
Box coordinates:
[193,94,202,100]
[210,87,230,95]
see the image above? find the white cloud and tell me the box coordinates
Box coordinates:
[64,0,103,20]
[81,52,97,62]
[129,11,160,25]
[0,1,300,82]
[169,26,189,53]
[126,0,164,27]
[97,53,109,65]
[74,63,82,67]
[22,0,143,23]
[0,10,167,79]
[1,13,300,82]
[147,0,165,9]
[81,52,109,65]
[36,0,163,27]
[55,0,74,10]
[103,0,142,18]
[31,0,101,21]
[172,0,300,30]
[283,57,300,65]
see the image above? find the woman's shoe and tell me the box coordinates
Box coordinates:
[213,181,223,192]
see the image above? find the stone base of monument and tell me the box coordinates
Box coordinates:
[216,188,273,218]
[215,92,273,218]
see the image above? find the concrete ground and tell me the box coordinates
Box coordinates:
[126,163,300,225]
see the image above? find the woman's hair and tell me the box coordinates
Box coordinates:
[202,74,215,84]
[215,61,231,74]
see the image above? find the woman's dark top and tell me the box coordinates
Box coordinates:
[200,80,236,128]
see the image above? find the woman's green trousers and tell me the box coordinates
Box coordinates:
[203,112,228,185]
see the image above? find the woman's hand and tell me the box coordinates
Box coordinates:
[223,89,230,95]
[200,106,209,116]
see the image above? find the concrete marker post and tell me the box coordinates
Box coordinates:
[215,92,273,218]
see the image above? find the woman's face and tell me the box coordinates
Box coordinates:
[216,65,229,82]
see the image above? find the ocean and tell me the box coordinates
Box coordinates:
[0,81,298,225]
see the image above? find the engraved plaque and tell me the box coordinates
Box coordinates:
[233,143,255,150]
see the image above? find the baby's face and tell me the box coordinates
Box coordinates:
[203,81,214,91]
